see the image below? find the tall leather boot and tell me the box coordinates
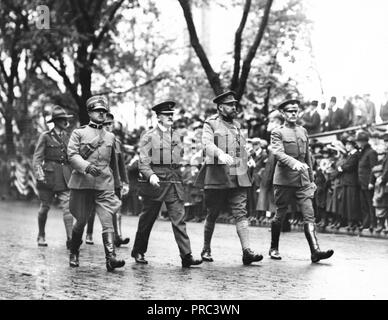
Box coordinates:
[304,223,334,263]
[86,212,95,244]
[102,232,125,272]
[201,219,215,262]
[37,209,48,246]
[63,212,73,250]
[269,221,282,260]
[69,230,83,267]
[113,213,130,247]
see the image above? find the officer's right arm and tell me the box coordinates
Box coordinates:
[202,121,226,164]
[138,131,155,180]
[32,133,46,180]
[67,129,91,174]
[270,129,299,169]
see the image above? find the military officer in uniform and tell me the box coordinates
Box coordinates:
[196,91,263,265]
[269,99,334,263]
[131,101,202,268]
[67,95,125,272]
[85,112,130,247]
[33,106,74,248]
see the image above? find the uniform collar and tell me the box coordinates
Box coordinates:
[88,121,103,129]
[157,123,171,133]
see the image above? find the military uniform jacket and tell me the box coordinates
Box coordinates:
[197,114,252,189]
[33,128,71,191]
[67,124,118,191]
[138,125,184,201]
[271,124,314,187]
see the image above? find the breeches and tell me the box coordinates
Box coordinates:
[38,189,70,218]
[69,189,120,234]
[204,188,248,223]
[273,184,315,224]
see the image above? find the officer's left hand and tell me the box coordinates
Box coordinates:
[121,183,129,197]
[247,158,256,168]
[310,182,317,192]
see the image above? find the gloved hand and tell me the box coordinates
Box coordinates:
[121,183,129,197]
[85,164,102,177]
[149,174,160,187]
[218,153,234,166]
[247,158,256,168]
[292,161,309,172]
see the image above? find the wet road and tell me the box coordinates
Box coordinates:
[1,200,388,300]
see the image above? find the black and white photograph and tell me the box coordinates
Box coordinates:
[1,0,388,306]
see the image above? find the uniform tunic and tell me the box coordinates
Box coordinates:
[270,123,315,224]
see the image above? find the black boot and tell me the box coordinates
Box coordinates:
[304,223,334,263]
[181,253,203,268]
[113,213,130,247]
[102,232,125,272]
[242,248,263,265]
[269,221,282,260]
[69,230,83,268]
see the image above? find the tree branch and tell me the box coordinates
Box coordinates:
[231,0,251,90]
[95,73,166,96]
[178,0,223,95]
[89,0,126,63]
[236,0,273,100]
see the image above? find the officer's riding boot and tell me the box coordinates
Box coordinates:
[236,220,263,265]
[304,223,334,263]
[269,221,282,260]
[37,210,48,247]
[102,232,125,272]
[69,230,83,267]
[86,212,95,245]
[113,213,130,247]
[201,219,215,262]
[63,212,73,250]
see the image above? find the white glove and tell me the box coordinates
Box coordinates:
[121,183,129,197]
[247,158,256,168]
[292,161,309,172]
[218,153,234,166]
[149,174,160,187]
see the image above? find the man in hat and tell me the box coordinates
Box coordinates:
[131,100,202,268]
[85,112,130,247]
[269,99,334,262]
[356,130,378,233]
[67,95,125,272]
[327,96,346,131]
[300,100,321,134]
[195,91,263,265]
[33,106,74,248]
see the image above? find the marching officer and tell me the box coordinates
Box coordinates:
[67,95,125,272]
[269,99,334,263]
[33,105,74,248]
[131,101,202,268]
[196,91,263,265]
[85,112,130,247]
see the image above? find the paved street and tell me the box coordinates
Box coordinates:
[1,200,388,300]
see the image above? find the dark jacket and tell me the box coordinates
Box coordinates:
[301,110,321,134]
[339,151,359,186]
[138,125,184,201]
[327,108,347,131]
[358,144,377,190]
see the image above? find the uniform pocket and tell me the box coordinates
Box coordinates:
[283,139,298,157]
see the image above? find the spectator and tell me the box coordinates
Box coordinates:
[356,130,378,233]
[353,95,368,125]
[342,96,355,127]
[317,102,329,131]
[363,94,376,125]
[327,96,347,131]
[300,100,321,134]
[379,92,388,122]
[338,136,361,231]
[370,133,388,234]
